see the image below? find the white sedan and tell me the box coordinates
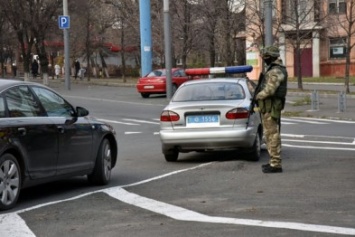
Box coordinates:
[159,66,262,162]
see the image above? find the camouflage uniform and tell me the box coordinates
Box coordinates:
[256,46,287,171]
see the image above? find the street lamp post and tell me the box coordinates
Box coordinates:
[163,0,172,100]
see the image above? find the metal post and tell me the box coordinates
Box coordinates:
[63,0,70,90]
[264,0,273,47]
[311,90,319,111]
[338,91,347,113]
[164,0,172,100]
[139,0,153,77]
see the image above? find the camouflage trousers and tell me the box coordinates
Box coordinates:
[261,112,282,168]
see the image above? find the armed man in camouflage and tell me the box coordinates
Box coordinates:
[256,46,288,173]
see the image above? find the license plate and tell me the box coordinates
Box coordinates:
[186,115,219,127]
[144,85,154,89]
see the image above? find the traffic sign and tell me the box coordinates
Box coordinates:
[58,15,70,29]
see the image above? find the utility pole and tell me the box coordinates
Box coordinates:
[163,0,172,100]
[63,0,70,90]
[264,0,273,47]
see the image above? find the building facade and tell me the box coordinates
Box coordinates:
[246,0,355,79]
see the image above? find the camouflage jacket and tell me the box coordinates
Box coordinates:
[256,59,287,100]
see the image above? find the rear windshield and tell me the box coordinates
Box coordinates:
[146,69,166,77]
[172,82,245,102]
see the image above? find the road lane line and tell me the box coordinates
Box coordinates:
[283,144,355,151]
[104,188,355,236]
[283,139,355,146]
[97,118,138,125]
[122,118,160,125]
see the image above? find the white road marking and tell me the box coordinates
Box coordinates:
[281,134,305,138]
[282,118,328,124]
[104,188,355,236]
[283,139,355,146]
[283,144,355,151]
[0,213,36,237]
[292,117,355,124]
[122,118,160,125]
[98,118,138,125]
[1,163,355,236]
[64,95,166,106]
[125,132,142,135]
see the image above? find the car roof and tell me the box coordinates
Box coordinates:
[0,79,45,92]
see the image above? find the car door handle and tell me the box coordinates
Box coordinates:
[57,126,65,133]
[18,127,26,136]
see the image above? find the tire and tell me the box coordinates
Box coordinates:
[88,138,112,185]
[164,151,179,162]
[141,93,150,98]
[0,154,21,211]
[246,132,261,161]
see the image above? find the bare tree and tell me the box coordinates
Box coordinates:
[1,0,61,83]
[327,0,355,93]
[280,0,327,90]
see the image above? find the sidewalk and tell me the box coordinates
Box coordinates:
[32,76,355,121]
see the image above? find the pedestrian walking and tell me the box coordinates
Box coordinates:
[55,63,61,79]
[256,46,288,173]
[31,59,39,79]
[74,60,80,79]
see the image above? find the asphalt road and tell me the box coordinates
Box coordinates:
[1,84,355,237]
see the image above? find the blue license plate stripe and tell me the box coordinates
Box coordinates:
[187,115,219,123]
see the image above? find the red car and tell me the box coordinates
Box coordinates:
[136,68,192,98]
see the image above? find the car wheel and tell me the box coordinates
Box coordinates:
[164,151,179,162]
[0,154,21,211]
[246,132,261,161]
[172,84,178,95]
[88,138,112,185]
[141,93,150,98]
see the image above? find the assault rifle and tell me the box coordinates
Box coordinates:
[246,72,264,128]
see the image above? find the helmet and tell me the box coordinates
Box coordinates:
[260,46,280,58]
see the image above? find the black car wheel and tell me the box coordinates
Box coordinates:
[0,154,21,211]
[141,93,150,98]
[164,150,179,162]
[246,132,261,161]
[88,138,112,185]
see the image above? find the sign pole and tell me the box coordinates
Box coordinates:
[63,0,70,90]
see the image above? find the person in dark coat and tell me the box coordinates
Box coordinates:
[74,60,80,79]
[31,59,39,78]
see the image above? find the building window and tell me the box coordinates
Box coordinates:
[329,38,347,58]
[329,0,346,14]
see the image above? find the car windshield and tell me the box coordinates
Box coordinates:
[172,81,245,102]
[146,69,166,77]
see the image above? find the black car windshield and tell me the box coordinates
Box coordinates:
[172,82,245,102]
[146,69,166,77]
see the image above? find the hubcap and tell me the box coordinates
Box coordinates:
[103,143,112,179]
[0,160,20,206]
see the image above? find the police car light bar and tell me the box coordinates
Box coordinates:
[185,65,253,75]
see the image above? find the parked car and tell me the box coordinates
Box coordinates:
[159,65,262,162]
[136,68,193,98]
[0,79,118,210]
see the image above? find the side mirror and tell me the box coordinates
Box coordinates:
[76,106,89,117]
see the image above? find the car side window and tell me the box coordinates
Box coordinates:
[31,86,74,117]
[5,86,42,117]
[0,96,5,118]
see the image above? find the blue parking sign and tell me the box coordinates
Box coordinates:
[58,16,70,29]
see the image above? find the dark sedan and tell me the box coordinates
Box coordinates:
[0,79,118,210]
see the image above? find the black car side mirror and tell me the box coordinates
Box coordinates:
[76,106,89,117]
